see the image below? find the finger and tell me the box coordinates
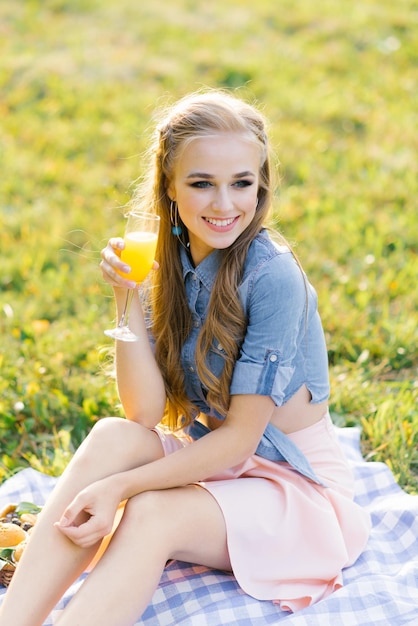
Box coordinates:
[100,246,137,288]
[110,236,124,249]
[55,503,112,546]
[54,520,104,549]
[56,501,88,531]
[100,241,123,264]
[106,237,125,254]
[100,262,137,289]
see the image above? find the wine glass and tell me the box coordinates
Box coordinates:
[104,210,160,342]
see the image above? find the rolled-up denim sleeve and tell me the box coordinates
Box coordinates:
[230,253,308,406]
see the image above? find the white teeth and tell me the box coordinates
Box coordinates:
[205,217,235,226]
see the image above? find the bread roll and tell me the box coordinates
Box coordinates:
[0,522,27,547]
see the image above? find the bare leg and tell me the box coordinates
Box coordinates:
[0,418,164,626]
[55,485,230,626]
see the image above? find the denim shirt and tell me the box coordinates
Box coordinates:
[158,231,329,485]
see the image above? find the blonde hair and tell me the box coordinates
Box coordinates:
[133,90,275,430]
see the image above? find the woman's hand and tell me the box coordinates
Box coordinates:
[100,238,159,290]
[100,237,137,289]
[54,477,123,549]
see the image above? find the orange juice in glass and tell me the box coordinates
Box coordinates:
[120,231,158,283]
[104,211,160,342]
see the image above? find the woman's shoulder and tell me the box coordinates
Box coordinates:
[240,231,317,314]
[242,230,313,300]
[245,229,298,274]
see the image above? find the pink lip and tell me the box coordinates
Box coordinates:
[203,216,239,232]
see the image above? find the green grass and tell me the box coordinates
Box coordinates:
[0,0,417,492]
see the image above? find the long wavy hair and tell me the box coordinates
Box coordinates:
[132,90,275,430]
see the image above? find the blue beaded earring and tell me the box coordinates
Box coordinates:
[170,200,182,236]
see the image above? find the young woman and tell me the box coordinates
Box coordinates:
[0,91,370,626]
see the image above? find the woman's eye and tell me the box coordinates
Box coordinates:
[234,179,253,188]
[190,181,212,188]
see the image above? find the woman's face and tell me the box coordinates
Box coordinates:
[168,133,261,266]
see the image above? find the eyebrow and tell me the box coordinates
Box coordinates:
[186,171,256,179]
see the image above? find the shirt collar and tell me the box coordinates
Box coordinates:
[180,245,224,291]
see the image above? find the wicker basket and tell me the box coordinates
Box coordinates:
[0,561,15,587]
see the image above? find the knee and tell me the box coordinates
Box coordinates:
[124,490,161,518]
[84,417,129,452]
[72,418,162,476]
[122,491,172,534]
[90,416,129,440]
[118,492,182,559]
[75,418,141,467]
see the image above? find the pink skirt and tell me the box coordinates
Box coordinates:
[154,413,371,612]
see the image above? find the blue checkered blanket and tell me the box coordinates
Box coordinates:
[1,426,417,625]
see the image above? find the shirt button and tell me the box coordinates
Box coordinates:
[189,366,195,372]
[269,354,278,362]
[217,343,223,351]
[192,274,197,281]
[194,321,200,328]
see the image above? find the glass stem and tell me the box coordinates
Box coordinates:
[118,289,134,329]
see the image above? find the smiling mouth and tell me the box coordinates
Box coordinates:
[204,217,237,227]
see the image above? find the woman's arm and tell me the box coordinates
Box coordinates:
[113,288,166,426]
[118,393,275,497]
[101,239,166,427]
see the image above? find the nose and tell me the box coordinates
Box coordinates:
[212,186,233,212]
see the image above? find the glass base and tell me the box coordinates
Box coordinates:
[104,326,140,342]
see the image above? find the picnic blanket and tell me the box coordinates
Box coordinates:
[1,425,417,625]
